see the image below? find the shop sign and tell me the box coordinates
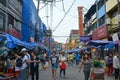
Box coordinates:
[80,36,91,42]
[92,25,107,40]
[8,28,22,38]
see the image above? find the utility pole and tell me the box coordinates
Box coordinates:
[35,0,40,42]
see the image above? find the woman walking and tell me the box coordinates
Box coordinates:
[106,53,113,76]
[79,53,92,80]
[50,51,59,80]
[59,51,67,78]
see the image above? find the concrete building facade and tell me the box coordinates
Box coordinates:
[83,0,120,41]
[0,0,22,38]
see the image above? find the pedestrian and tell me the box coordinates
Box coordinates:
[59,51,67,78]
[75,53,81,66]
[13,51,21,80]
[30,50,40,80]
[106,53,113,76]
[67,53,71,65]
[50,51,59,80]
[79,53,92,80]
[19,48,30,80]
[70,53,74,66]
[113,52,120,80]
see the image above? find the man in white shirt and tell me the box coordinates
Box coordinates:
[20,48,30,80]
[113,52,120,80]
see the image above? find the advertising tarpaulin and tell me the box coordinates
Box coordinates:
[92,25,107,40]
[80,36,91,42]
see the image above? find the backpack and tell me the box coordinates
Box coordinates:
[60,61,66,69]
[15,58,23,67]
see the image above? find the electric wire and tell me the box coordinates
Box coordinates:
[62,0,65,12]
[55,0,63,2]
[52,0,77,32]
[55,6,78,18]
[39,2,49,11]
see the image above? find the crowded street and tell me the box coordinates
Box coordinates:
[0,0,120,80]
[30,63,114,80]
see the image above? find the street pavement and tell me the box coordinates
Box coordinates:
[30,64,114,80]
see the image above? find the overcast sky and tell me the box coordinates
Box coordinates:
[33,0,96,43]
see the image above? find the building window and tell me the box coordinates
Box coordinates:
[106,0,108,2]
[8,15,14,29]
[92,22,97,30]
[0,0,6,6]
[98,16,105,26]
[98,0,104,10]
[14,19,21,32]
[0,15,4,30]
[108,7,117,19]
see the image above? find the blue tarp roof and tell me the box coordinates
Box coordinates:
[0,33,46,49]
[103,40,120,49]
[65,49,81,54]
[88,40,112,46]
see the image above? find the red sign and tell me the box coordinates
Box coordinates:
[92,25,107,40]
[8,28,22,38]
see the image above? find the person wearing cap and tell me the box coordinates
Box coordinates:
[19,48,31,80]
[30,50,40,80]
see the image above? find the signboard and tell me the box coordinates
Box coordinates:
[92,25,107,40]
[80,36,91,42]
[8,28,22,38]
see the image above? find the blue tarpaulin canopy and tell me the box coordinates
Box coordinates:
[104,40,120,49]
[65,49,81,54]
[0,36,4,41]
[6,34,25,48]
[0,33,47,49]
[88,40,112,46]
[29,42,38,47]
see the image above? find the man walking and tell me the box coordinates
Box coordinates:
[113,52,120,80]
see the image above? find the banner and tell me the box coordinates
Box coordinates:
[80,36,90,42]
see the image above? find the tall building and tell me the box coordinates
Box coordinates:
[92,0,107,40]
[84,3,97,36]
[106,0,119,41]
[22,0,47,42]
[83,0,120,41]
[69,30,79,48]
[0,0,22,38]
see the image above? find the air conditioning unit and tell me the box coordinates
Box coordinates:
[8,24,13,28]
[105,18,111,25]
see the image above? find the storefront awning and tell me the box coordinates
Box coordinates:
[88,40,112,46]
